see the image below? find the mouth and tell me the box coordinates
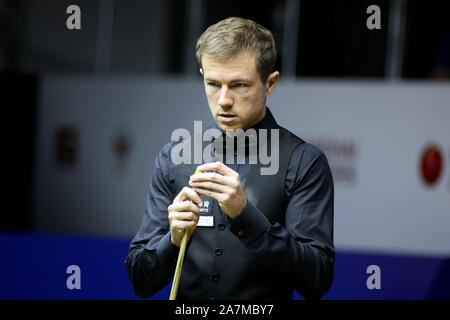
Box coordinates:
[218,113,237,123]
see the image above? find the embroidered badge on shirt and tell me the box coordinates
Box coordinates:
[197,200,213,227]
[199,200,210,213]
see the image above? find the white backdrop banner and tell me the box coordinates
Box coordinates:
[34,76,450,256]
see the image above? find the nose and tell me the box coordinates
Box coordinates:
[217,86,233,107]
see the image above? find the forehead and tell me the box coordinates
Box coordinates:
[201,51,259,81]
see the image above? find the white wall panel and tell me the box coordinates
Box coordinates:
[34,76,450,256]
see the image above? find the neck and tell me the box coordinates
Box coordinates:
[249,106,267,129]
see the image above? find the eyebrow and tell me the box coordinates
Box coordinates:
[205,78,251,84]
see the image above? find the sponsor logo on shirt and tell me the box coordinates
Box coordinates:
[199,200,210,213]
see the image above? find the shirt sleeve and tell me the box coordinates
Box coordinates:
[229,143,335,300]
[125,143,179,298]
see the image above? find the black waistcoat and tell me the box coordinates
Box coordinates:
[173,122,304,300]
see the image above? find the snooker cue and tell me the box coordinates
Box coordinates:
[169,169,202,300]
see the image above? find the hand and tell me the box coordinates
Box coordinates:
[189,162,247,219]
[168,187,202,247]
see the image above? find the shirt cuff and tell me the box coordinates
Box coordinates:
[152,232,179,265]
[229,201,271,247]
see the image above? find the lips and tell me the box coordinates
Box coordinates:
[218,113,237,123]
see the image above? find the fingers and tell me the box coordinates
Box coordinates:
[191,163,246,219]
[190,181,234,196]
[169,218,197,247]
[168,210,200,223]
[189,171,229,184]
[169,187,201,247]
[189,163,240,198]
[189,173,235,192]
[189,166,239,191]
[173,186,202,205]
[191,185,237,203]
[197,161,238,178]
[169,212,199,234]
[168,200,200,216]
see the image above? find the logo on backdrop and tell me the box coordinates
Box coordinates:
[419,144,444,186]
[55,125,79,169]
[112,126,133,174]
[307,136,359,186]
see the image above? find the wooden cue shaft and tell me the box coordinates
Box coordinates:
[169,229,188,300]
[169,169,202,300]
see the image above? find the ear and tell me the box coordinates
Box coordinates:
[265,71,280,95]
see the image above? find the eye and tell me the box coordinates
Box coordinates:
[207,82,220,87]
[234,83,246,87]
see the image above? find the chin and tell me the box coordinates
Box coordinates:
[219,123,240,131]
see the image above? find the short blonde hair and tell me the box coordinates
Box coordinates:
[196,17,277,83]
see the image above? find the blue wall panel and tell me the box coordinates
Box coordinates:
[1,232,448,300]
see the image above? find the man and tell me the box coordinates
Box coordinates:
[125,17,334,300]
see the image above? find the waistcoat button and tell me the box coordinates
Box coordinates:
[211,273,220,281]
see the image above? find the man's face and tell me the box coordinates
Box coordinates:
[201,51,279,131]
